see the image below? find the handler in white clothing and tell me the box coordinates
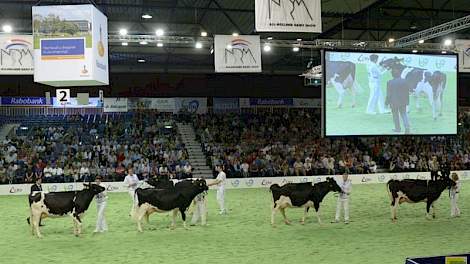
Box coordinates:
[212,165,227,215]
[366,54,387,114]
[123,168,139,216]
[450,172,461,217]
[94,175,108,233]
[333,172,352,224]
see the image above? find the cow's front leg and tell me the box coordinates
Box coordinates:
[314,204,323,226]
[180,208,189,230]
[280,208,291,225]
[432,203,436,219]
[300,207,308,225]
[425,202,433,220]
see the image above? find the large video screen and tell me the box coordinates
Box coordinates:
[323,50,457,136]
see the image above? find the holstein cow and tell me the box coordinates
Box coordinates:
[380,57,447,120]
[270,177,342,226]
[28,183,105,238]
[133,179,208,232]
[325,61,361,108]
[387,178,455,222]
[147,176,175,189]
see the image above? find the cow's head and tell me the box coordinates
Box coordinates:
[193,179,209,192]
[84,183,105,194]
[441,176,457,189]
[379,56,404,70]
[326,177,342,192]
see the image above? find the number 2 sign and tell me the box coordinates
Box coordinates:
[56,89,71,105]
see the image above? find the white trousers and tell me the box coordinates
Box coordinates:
[450,193,460,217]
[217,189,226,214]
[367,81,385,114]
[128,190,136,215]
[335,198,350,222]
[95,201,108,232]
[191,199,207,225]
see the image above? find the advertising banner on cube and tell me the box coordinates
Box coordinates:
[175,98,207,114]
[255,0,322,33]
[0,35,34,75]
[32,4,108,86]
[103,98,128,112]
[456,39,470,73]
[214,35,262,73]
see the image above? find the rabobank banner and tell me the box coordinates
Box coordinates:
[52,97,101,108]
[32,4,108,87]
[175,97,207,114]
[1,97,48,106]
[213,98,239,113]
[249,98,294,106]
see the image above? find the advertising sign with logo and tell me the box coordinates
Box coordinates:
[214,35,262,73]
[255,0,322,33]
[52,97,101,108]
[103,98,128,112]
[0,34,34,75]
[32,4,108,86]
[1,97,48,106]
[128,98,176,112]
[249,98,293,106]
[213,97,240,113]
[293,98,321,108]
[175,97,207,114]
[456,39,470,73]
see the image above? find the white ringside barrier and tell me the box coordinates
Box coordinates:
[2,171,469,196]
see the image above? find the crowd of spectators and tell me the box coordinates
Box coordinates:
[0,112,193,184]
[194,109,470,178]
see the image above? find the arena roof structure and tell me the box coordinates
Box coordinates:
[1,0,470,74]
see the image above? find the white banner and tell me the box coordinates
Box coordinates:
[103,98,128,112]
[214,35,262,73]
[128,98,175,112]
[293,98,321,108]
[255,0,322,33]
[175,97,207,114]
[33,5,108,87]
[0,35,34,75]
[3,171,470,195]
[455,39,470,73]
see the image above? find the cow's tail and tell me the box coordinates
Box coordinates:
[386,180,395,204]
[269,184,282,208]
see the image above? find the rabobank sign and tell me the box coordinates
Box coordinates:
[1,97,48,106]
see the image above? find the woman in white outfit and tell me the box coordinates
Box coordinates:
[333,173,352,224]
[123,168,139,216]
[212,165,227,215]
[450,172,461,217]
[366,54,387,114]
[190,180,218,226]
[94,175,108,233]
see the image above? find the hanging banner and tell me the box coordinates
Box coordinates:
[214,35,262,73]
[103,98,128,112]
[52,97,101,108]
[455,39,470,73]
[255,0,322,33]
[0,35,34,75]
[175,97,207,114]
[32,4,109,87]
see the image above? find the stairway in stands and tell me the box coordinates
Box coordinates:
[176,122,214,179]
[0,123,19,141]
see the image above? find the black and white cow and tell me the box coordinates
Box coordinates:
[133,179,208,232]
[28,183,105,238]
[146,176,175,190]
[387,178,455,222]
[380,57,447,120]
[270,177,342,226]
[325,61,360,108]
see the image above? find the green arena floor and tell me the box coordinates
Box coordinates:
[0,183,468,264]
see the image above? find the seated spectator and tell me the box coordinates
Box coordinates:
[43,163,53,183]
[183,162,192,179]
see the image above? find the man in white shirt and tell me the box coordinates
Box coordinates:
[366,54,387,114]
[333,172,352,224]
[212,165,227,215]
[183,163,192,178]
[94,175,108,233]
[123,168,140,216]
[79,163,90,182]
[43,163,53,183]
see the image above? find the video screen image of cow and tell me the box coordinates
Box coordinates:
[324,51,457,136]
